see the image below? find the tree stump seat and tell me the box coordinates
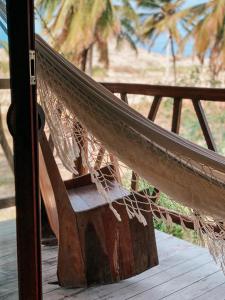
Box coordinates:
[39,133,158,287]
[65,166,129,213]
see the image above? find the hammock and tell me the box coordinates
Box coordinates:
[36,35,225,270]
[1,1,225,273]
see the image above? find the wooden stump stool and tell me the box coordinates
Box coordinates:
[73,197,159,285]
[40,133,158,287]
[58,172,159,286]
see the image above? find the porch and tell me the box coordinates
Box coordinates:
[1,218,225,300]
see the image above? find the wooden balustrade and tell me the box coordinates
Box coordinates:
[101,82,225,232]
[101,82,223,154]
[101,82,225,101]
[0,78,10,89]
[171,97,182,134]
[1,79,224,233]
[192,100,217,151]
[147,96,162,121]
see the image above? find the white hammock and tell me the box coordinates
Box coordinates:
[35,36,225,272]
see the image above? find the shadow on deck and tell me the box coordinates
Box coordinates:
[0,219,225,300]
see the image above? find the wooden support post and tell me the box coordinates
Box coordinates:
[192,99,217,151]
[147,96,162,197]
[148,96,162,121]
[6,1,42,299]
[120,92,128,103]
[171,97,182,134]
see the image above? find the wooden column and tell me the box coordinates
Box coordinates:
[6,1,42,299]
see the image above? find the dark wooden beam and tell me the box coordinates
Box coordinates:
[152,204,221,234]
[101,82,225,102]
[120,92,128,103]
[192,100,217,151]
[171,97,182,134]
[6,1,42,299]
[148,96,162,121]
[0,196,15,209]
[0,78,10,89]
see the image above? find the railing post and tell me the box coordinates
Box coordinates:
[6,1,42,299]
[148,96,162,121]
[192,99,217,152]
[120,92,128,103]
[171,97,182,134]
[0,78,10,89]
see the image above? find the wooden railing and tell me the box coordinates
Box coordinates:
[0,79,15,209]
[101,82,225,232]
[0,78,10,90]
[101,82,225,152]
[1,79,224,233]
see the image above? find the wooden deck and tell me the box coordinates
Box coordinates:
[1,219,225,299]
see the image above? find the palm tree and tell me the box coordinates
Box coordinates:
[35,0,139,174]
[114,0,139,54]
[137,0,189,84]
[36,0,138,72]
[185,0,225,80]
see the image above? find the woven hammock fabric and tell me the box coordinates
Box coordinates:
[35,36,225,271]
[36,36,225,216]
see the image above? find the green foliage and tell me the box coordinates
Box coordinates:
[138,178,192,241]
[35,0,139,69]
[154,191,198,243]
[183,0,225,78]
[154,219,184,239]
[138,178,198,243]
[157,191,189,215]
[153,218,199,243]
[35,0,225,79]
[137,0,191,83]
[92,65,107,77]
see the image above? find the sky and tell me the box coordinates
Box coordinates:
[184,0,206,7]
[139,0,208,56]
[0,0,208,55]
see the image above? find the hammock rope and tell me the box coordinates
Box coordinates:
[36,36,225,272]
[1,1,225,274]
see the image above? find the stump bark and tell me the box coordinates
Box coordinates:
[71,197,158,285]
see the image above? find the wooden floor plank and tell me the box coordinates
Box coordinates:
[0,291,19,300]
[163,270,225,300]
[1,219,225,300]
[67,247,206,300]
[91,254,213,300]
[127,262,220,300]
[194,282,225,300]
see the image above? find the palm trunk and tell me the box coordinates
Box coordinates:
[80,48,89,72]
[165,35,170,81]
[76,48,90,175]
[88,44,93,76]
[169,31,177,84]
